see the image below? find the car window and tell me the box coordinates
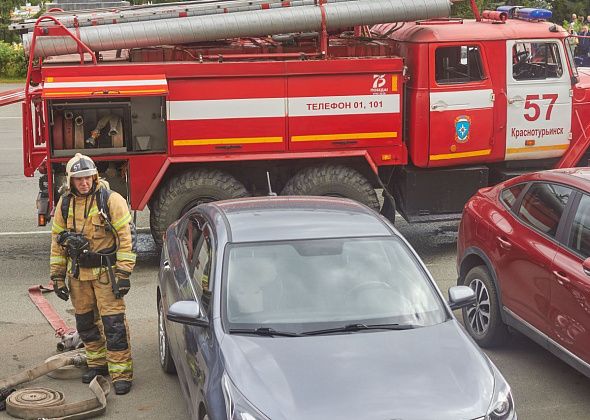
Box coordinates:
[517,183,572,237]
[187,225,212,311]
[512,42,563,81]
[223,237,447,332]
[500,183,526,210]
[567,194,590,259]
[435,45,484,84]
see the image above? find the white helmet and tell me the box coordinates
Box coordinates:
[65,153,98,191]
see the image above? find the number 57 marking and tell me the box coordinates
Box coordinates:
[524,94,558,122]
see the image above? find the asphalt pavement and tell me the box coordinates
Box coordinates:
[1,82,590,419]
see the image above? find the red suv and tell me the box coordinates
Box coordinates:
[457,168,590,377]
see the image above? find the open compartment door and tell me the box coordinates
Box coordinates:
[42,74,168,99]
[42,75,168,156]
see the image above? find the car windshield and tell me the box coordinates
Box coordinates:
[222,237,448,333]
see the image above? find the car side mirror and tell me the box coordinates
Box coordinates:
[448,285,476,310]
[583,258,590,277]
[167,300,209,328]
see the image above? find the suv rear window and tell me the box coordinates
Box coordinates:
[516,183,572,237]
[500,184,526,210]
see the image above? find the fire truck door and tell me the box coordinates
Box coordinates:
[428,44,494,166]
[505,40,572,160]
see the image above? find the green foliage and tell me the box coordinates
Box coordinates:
[0,42,26,78]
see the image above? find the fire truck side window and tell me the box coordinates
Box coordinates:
[435,45,484,84]
[512,42,563,81]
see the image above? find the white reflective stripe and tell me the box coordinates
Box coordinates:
[168,98,285,120]
[45,79,167,88]
[289,94,400,117]
[430,89,493,111]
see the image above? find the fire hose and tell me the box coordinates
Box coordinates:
[28,281,83,352]
[0,350,111,419]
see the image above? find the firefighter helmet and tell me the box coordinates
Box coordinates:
[66,153,98,189]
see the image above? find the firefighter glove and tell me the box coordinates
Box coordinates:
[116,277,130,297]
[53,278,69,301]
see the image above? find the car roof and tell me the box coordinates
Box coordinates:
[200,196,393,243]
[503,168,590,191]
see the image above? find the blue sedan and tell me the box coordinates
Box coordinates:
[157,196,515,420]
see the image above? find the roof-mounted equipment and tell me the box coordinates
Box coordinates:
[496,6,552,21]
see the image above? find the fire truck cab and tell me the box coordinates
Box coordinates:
[4,4,590,246]
[373,15,587,222]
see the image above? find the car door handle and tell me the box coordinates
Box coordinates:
[497,236,512,250]
[508,96,524,104]
[553,270,571,286]
[431,101,448,111]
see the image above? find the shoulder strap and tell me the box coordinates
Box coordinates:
[61,195,71,226]
[96,188,112,221]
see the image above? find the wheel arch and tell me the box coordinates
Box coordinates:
[460,247,506,318]
[148,155,382,208]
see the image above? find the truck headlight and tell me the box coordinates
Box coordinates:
[222,372,270,420]
[486,368,516,420]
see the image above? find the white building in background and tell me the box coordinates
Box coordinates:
[11,3,42,22]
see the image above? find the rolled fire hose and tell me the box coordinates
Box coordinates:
[86,114,123,148]
[0,351,111,419]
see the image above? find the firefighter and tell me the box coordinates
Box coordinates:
[50,153,136,395]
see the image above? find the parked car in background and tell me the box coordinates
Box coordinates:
[158,196,515,420]
[457,168,590,378]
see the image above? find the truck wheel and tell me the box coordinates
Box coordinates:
[281,165,379,211]
[461,266,509,348]
[150,169,248,247]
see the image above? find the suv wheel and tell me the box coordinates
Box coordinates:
[461,265,509,347]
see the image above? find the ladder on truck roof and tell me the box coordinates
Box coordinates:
[15,0,452,59]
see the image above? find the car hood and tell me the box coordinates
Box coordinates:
[220,320,494,420]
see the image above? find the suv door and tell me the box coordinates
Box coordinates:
[498,182,573,333]
[505,40,572,161]
[549,192,590,362]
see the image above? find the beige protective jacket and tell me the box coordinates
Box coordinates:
[50,182,136,281]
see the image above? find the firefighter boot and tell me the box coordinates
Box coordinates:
[82,365,109,384]
[114,380,132,395]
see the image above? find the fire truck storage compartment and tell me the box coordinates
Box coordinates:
[49,96,166,157]
[394,165,489,220]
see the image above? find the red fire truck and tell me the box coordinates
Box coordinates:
[2,1,589,246]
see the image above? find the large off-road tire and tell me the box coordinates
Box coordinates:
[461,265,509,348]
[150,169,248,247]
[281,164,379,211]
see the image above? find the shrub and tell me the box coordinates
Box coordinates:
[0,42,27,79]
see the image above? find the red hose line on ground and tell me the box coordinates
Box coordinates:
[28,281,75,338]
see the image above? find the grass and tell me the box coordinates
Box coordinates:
[0,78,25,83]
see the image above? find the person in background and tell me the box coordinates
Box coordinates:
[579,25,590,57]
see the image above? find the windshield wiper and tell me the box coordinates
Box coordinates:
[228,327,301,337]
[301,323,418,336]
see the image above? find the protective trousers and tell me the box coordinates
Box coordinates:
[69,273,133,382]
